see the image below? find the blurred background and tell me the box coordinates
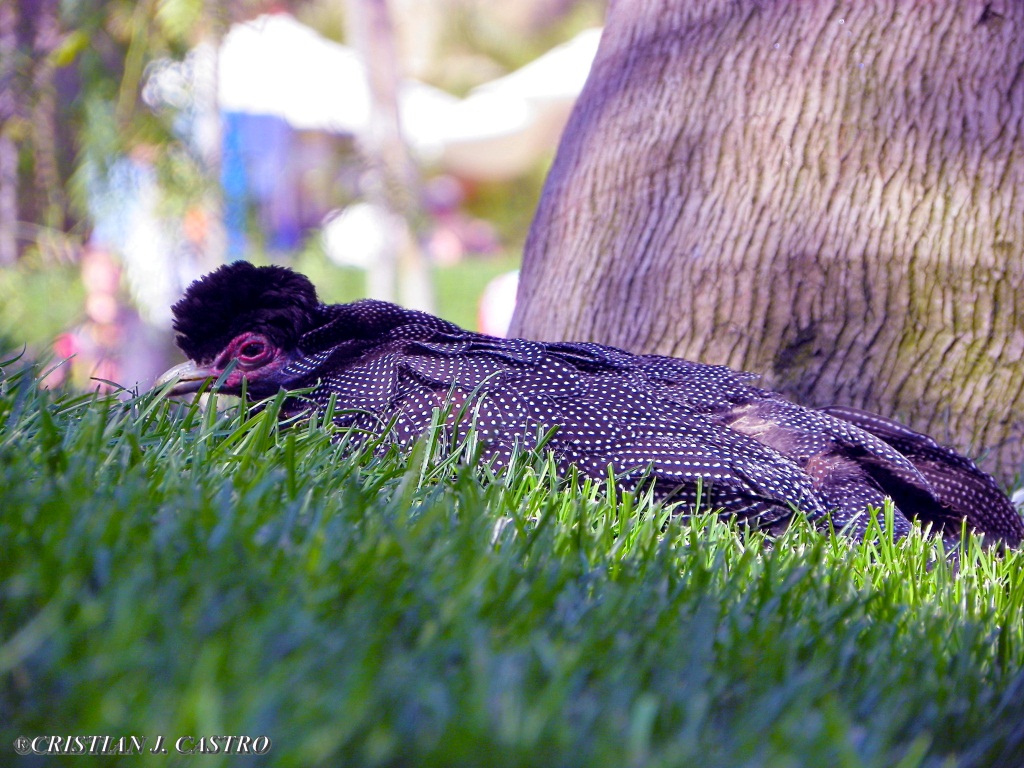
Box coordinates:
[0,0,605,393]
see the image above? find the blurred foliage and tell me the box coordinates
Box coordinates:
[7,0,294,253]
[0,244,518,367]
[2,0,604,368]
[0,260,83,350]
[293,239,520,332]
[432,252,520,331]
[463,162,553,248]
[7,0,605,246]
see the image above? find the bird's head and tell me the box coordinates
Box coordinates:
[157,262,322,398]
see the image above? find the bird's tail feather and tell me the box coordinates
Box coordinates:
[819,405,1024,544]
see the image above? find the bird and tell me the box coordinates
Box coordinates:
[157,262,1024,546]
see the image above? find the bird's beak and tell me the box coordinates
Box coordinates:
[155,360,217,396]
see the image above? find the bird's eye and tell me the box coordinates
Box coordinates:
[240,341,265,359]
[232,335,272,367]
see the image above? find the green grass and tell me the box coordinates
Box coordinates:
[3,355,1024,767]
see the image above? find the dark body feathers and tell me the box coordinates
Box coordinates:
[168,263,1024,545]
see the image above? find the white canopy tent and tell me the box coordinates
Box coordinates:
[200,13,601,180]
[216,13,458,157]
[439,27,601,179]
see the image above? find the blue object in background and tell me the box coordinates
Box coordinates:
[221,111,301,258]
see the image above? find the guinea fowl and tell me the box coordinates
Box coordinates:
[158,262,1024,545]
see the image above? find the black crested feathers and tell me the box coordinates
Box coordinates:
[171,262,321,363]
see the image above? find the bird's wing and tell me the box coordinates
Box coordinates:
[374,343,829,528]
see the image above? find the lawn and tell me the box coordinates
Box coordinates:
[2,354,1024,767]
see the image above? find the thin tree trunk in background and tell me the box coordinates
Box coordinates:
[29,0,65,233]
[194,0,224,271]
[343,0,434,312]
[514,0,1024,480]
[0,0,18,265]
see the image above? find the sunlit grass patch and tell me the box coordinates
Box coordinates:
[2,357,1024,767]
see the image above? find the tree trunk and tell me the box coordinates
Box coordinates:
[28,0,66,233]
[343,0,434,313]
[193,0,225,272]
[0,0,17,265]
[513,0,1024,480]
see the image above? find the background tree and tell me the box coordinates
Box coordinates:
[1,0,74,262]
[343,0,434,312]
[0,0,17,266]
[512,0,1024,481]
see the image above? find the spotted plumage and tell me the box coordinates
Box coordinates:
[160,262,1024,545]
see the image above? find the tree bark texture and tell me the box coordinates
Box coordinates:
[513,0,1024,479]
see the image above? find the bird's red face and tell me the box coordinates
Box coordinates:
[157,331,294,397]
